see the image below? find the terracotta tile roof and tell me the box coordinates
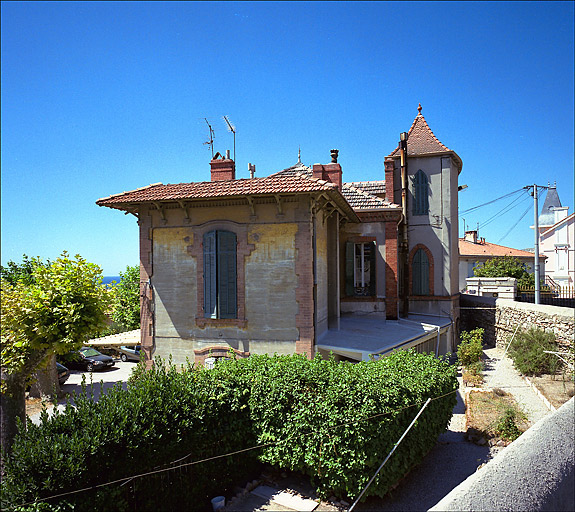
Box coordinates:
[273,165,396,211]
[346,180,386,196]
[387,105,462,171]
[459,239,542,258]
[96,174,337,207]
[341,183,394,210]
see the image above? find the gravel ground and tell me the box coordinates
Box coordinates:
[482,346,551,424]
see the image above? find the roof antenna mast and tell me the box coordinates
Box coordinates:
[204,118,215,158]
[223,115,236,162]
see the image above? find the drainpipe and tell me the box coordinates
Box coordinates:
[399,132,409,318]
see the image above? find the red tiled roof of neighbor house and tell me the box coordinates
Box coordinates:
[459,239,543,258]
[96,174,339,207]
[387,104,463,171]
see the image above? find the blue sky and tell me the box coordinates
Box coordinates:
[1,1,573,275]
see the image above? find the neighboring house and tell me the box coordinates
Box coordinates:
[97,105,462,365]
[537,184,574,287]
[458,231,545,292]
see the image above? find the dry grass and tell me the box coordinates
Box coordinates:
[465,389,530,445]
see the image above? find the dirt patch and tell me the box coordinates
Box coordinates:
[25,396,55,418]
[465,389,530,447]
[528,373,574,409]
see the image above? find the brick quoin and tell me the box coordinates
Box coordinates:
[295,217,314,358]
[385,221,399,320]
[138,209,154,368]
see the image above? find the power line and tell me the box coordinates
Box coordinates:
[459,188,524,216]
[478,190,531,230]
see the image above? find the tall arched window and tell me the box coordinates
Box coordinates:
[413,169,429,215]
[412,248,430,295]
[204,230,237,318]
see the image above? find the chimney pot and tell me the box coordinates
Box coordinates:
[226,149,231,160]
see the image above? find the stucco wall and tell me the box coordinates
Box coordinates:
[150,200,309,365]
[460,294,574,351]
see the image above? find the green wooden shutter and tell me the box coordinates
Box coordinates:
[413,170,429,215]
[369,242,376,296]
[204,231,217,318]
[345,242,354,296]
[217,231,237,319]
[412,249,430,295]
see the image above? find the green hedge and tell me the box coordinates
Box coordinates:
[2,351,457,510]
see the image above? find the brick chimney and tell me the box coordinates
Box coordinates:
[312,149,342,190]
[464,230,478,243]
[384,158,395,203]
[210,151,235,181]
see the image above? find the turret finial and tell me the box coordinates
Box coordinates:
[417,103,422,115]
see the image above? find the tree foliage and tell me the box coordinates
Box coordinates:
[109,265,140,332]
[473,256,535,287]
[1,252,109,454]
[0,255,49,287]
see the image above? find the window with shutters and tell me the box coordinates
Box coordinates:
[203,230,237,319]
[413,169,429,216]
[345,241,376,297]
[412,248,430,295]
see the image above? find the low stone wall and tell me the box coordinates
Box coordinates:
[460,295,574,352]
[430,398,575,512]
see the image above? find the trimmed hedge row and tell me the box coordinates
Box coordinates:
[2,351,457,511]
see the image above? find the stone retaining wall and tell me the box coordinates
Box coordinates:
[460,295,574,352]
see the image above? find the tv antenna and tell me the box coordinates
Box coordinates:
[223,115,236,162]
[203,118,215,158]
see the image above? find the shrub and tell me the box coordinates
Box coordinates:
[508,327,560,376]
[457,329,484,367]
[2,351,457,509]
[493,405,524,441]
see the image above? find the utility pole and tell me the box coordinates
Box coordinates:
[533,184,540,304]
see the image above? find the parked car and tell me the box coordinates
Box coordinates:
[65,347,115,372]
[117,345,142,362]
[56,362,70,385]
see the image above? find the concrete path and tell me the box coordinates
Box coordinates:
[482,346,551,424]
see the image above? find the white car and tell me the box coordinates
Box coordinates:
[117,345,142,362]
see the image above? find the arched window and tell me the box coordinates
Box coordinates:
[412,248,430,295]
[413,169,429,215]
[203,230,237,318]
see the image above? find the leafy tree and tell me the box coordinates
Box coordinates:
[0,255,49,286]
[1,253,109,455]
[110,265,140,332]
[473,256,535,288]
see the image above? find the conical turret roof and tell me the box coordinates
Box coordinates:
[539,184,562,227]
[387,104,462,172]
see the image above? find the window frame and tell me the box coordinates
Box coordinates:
[345,240,376,297]
[412,169,429,216]
[409,244,434,296]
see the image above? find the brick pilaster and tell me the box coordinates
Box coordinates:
[385,221,399,319]
[295,218,314,358]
